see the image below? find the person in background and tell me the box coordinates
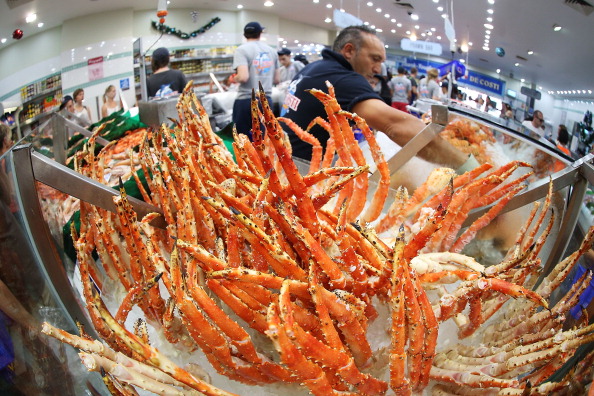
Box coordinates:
[522,110,545,138]
[500,103,513,120]
[388,66,411,111]
[277,48,304,83]
[58,95,74,113]
[553,124,571,172]
[408,66,419,105]
[294,54,309,66]
[147,47,187,98]
[72,88,92,126]
[281,25,467,169]
[418,68,440,100]
[232,21,280,137]
[101,85,122,118]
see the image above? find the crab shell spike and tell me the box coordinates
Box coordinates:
[118,176,125,193]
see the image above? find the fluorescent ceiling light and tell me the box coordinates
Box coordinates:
[484,23,493,29]
[411,13,419,20]
[37,22,44,28]
[527,50,533,55]
[553,24,562,31]
[324,17,332,23]
[264,0,274,6]
[26,13,37,23]
[237,4,243,8]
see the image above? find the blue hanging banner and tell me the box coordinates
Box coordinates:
[457,70,505,96]
[437,60,466,79]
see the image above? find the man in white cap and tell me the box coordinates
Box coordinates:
[232,21,280,137]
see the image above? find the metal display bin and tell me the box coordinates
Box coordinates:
[0,106,593,395]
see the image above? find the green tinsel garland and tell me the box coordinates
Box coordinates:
[151,17,221,39]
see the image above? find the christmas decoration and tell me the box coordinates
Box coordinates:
[12,29,23,40]
[151,17,221,39]
[157,0,168,24]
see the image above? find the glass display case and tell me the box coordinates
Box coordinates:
[1,104,592,395]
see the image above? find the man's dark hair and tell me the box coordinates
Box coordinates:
[558,125,569,145]
[244,30,261,39]
[397,66,406,74]
[332,25,377,52]
[152,47,170,71]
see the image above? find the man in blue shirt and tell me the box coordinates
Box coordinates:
[282,25,466,167]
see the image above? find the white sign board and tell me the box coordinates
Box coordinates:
[400,38,442,56]
[333,9,363,28]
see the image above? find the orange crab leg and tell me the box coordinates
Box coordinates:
[278,116,323,174]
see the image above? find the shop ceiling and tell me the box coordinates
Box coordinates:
[1,0,593,99]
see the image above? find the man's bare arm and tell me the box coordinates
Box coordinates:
[235,65,249,84]
[352,98,467,168]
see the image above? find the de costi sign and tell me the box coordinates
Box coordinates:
[458,70,505,96]
[400,38,442,56]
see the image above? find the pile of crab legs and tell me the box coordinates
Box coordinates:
[40,81,594,395]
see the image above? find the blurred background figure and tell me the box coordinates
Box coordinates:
[101,85,123,118]
[277,48,304,83]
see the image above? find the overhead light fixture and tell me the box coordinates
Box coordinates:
[405,30,411,34]
[521,78,525,83]
[376,7,382,12]
[553,24,562,31]
[326,3,332,8]
[391,18,396,22]
[538,86,543,90]
[527,50,533,55]
[468,42,473,46]
[421,33,426,37]
[264,0,274,6]
[589,90,592,94]
[37,22,44,28]
[433,0,439,2]
[410,33,417,41]
[367,1,373,6]
[371,25,376,29]
[376,28,383,32]
[324,17,332,23]
[437,6,443,11]
[496,68,500,73]
[488,0,495,4]
[460,59,465,63]
[514,62,520,66]
[441,13,447,18]
[364,21,369,25]
[25,13,37,23]
[384,13,390,18]
[0,38,6,44]
[437,35,441,39]
[385,44,389,48]
[427,32,433,36]
[414,24,420,29]
[461,43,469,52]
[391,29,396,33]
[485,30,491,34]
[487,9,494,14]
[397,23,402,27]
[431,27,436,31]
[482,46,490,51]
[487,17,493,22]
[237,4,244,8]
[484,23,494,29]
[411,13,419,20]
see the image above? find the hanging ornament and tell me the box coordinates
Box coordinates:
[12,29,24,40]
[151,17,221,39]
[156,0,168,24]
[191,11,199,23]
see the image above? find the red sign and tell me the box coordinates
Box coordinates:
[88,56,104,81]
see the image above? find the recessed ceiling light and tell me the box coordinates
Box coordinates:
[411,13,419,20]
[484,23,494,29]
[572,90,576,94]
[521,78,525,82]
[25,13,37,23]
[364,21,369,25]
[460,59,465,63]
[487,17,493,22]
[283,40,287,44]
[427,32,432,36]
[391,29,396,33]
[376,7,382,12]
[437,6,443,11]
[385,44,389,48]
[324,17,332,23]
[431,27,436,31]
[485,30,491,34]
[371,25,376,29]
[488,0,495,4]
[441,13,447,18]
[487,9,494,14]
[484,39,490,43]
[264,0,274,6]
[0,38,6,44]
[367,1,373,6]
[433,0,439,2]
[410,33,417,41]
[397,23,402,27]
[294,39,299,43]
[237,4,244,8]
[468,42,473,46]
[538,86,542,90]
[553,24,562,31]
[384,13,390,18]
[391,18,396,22]
[414,25,420,29]
[437,35,441,39]
[326,3,332,8]
[461,44,468,52]
[406,30,411,34]
[313,0,319,3]
[376,28,383,32]
[483,46,490,51]
[421,33,426,37]
[589,90,592,94]
[496,68,500,73]
[485,34,490,39]
[37,22,44,28]
[527,50,533,55]
[515,62,520,66]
